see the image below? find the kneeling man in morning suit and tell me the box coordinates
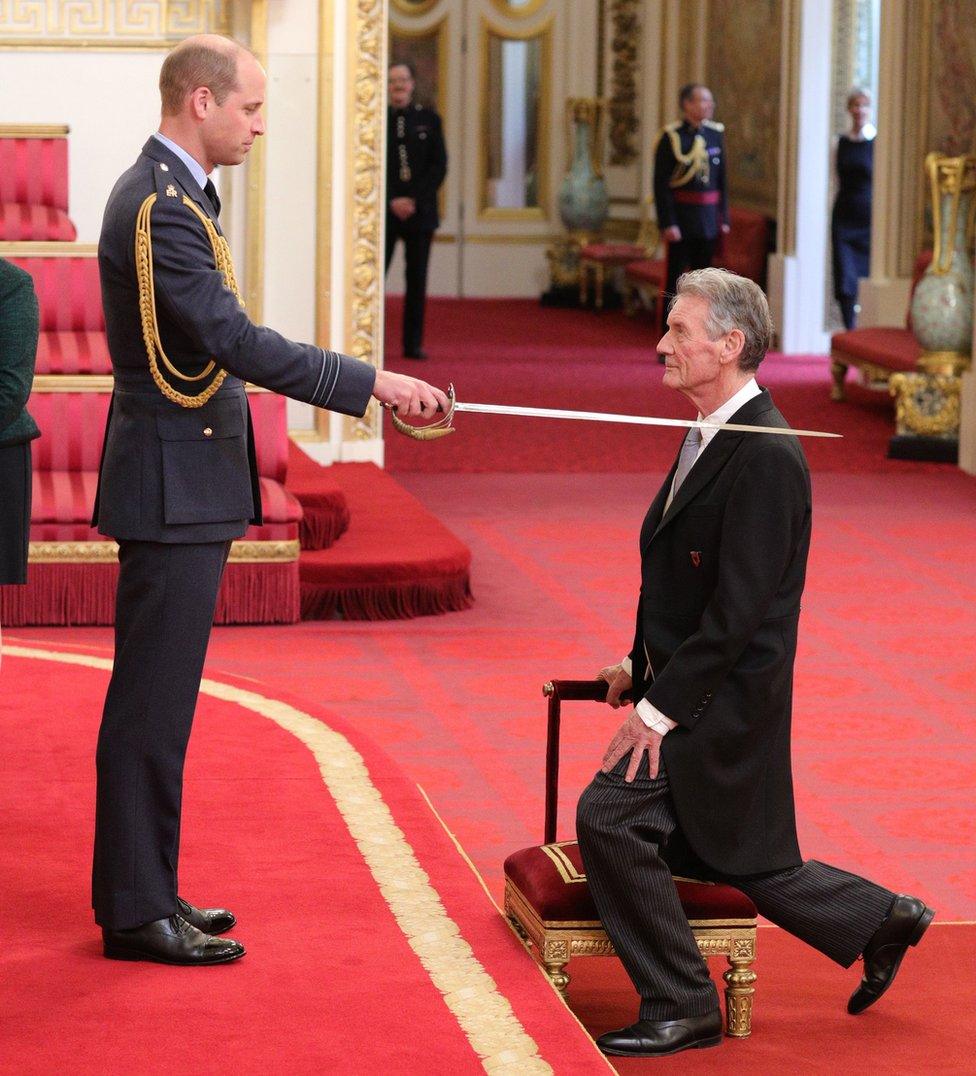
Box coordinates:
[91,34,448,966]
[576,268,933,1058]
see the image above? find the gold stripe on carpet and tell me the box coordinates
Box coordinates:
[3,645,551,1075]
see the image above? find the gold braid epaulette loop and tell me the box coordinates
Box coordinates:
[666,127,710,190]
[135,193,243,408]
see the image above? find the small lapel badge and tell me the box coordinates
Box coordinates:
[690,551,702,568]
[165,184,178,198]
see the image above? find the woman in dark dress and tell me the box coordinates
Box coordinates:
[0,257,40,654]
[832,88,875,330]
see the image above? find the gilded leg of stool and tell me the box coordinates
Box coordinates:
[542,938,571,997]
[831,360,848,402]
[723,954,757,1038]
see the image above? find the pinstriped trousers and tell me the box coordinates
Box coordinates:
[577,754,896,1020]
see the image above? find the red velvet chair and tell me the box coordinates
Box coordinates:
[830,251,935,401]
[503,679,758,1039]
[0,126,77,241]
[579,198,659,310]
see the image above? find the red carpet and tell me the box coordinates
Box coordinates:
[384,298,950,475]
[5,301,972,1070]
[0,643,610,1074]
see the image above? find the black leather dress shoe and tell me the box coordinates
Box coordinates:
[103,914,245,965]
[403,349,428,361]
[177,896,237,935]
[848,894,934,1014]
[596,1010,723,1057]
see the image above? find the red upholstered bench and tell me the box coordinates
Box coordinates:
[2,388,304,625]
[580,197,659,310]
[0,126,76,241]
[830,251,933,401]
[503,680,758,1039]
[7,251,110,375]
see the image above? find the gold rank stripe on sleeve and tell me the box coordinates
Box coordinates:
[135,191,243,408]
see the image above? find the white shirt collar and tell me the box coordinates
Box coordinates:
[152,132,208,192]
[698,378,762,448]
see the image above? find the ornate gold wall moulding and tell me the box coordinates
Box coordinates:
[28,539,300,564]
[0,242,96,257]
[0,0,230,47]
[889,372,962,438]
[608,0,640,166]
[0,124,69,138]
[391,0,441,15]
[488,0,549,18]
[344,0,386,444]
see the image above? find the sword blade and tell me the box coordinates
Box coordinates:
[452,401,841,439]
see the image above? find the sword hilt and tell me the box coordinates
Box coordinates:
[390,383,457,440]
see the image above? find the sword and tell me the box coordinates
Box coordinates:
[389,384,841,441]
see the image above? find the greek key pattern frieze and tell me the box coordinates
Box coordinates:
[0,1,230,46]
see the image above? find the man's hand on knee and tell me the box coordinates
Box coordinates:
[601,712,663,782]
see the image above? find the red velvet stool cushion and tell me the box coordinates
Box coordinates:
[581,242,646,264]
[504,841,756,923]
[830,327,920,371]
[624,258,666,286]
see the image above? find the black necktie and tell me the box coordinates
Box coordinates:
[203,178,221,217]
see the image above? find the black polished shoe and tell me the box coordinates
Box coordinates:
[596,1010,723,1057]
[848,894,934,1014]
[103,914,245,966]
[177,896,237,935]
[403,349,428,361]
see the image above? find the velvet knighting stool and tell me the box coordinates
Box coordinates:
[503,679,759,1038]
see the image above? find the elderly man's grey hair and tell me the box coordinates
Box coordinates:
[673,268,773,372]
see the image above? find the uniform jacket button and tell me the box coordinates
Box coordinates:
[203,427,213,437]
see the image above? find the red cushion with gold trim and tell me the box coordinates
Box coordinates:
[580,243,646,263]
[624,258,666,286]
[504,841,756,923]
[0,203,76,241]
[830,327,920,371]
[9,256,103,331]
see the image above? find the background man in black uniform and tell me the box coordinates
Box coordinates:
[92,34,448,966]
[576,269,933,1058]
[385,60,447,360]
[653,84,729,334]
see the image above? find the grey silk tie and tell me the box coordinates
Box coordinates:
[668,426,702,506]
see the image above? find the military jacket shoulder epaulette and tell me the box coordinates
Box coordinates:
[703,119,725,132]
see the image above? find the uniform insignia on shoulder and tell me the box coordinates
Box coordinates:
[165,184,178,198]
[703,119,725,132]
[160,162,170,171]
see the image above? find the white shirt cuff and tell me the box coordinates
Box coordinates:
[636,698,678,735]
[620,655,633,677]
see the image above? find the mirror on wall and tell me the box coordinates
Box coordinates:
[482,30,545,216]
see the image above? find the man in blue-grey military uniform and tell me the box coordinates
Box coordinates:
[653,84,729,335]
[385,60,447,360]
[92,34,448,966]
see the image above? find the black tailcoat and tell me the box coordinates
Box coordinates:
[631,389,810,876]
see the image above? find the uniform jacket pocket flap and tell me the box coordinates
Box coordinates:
[156,403,244,442]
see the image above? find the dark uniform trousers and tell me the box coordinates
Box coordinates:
[664,237,715,328]
[385,222,433,356]
[577,754,896,1020]
[92,539,231,929]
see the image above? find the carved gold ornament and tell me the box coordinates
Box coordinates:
[925,153,976,276]
[608,0,640,165]
[889,372,963,437]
